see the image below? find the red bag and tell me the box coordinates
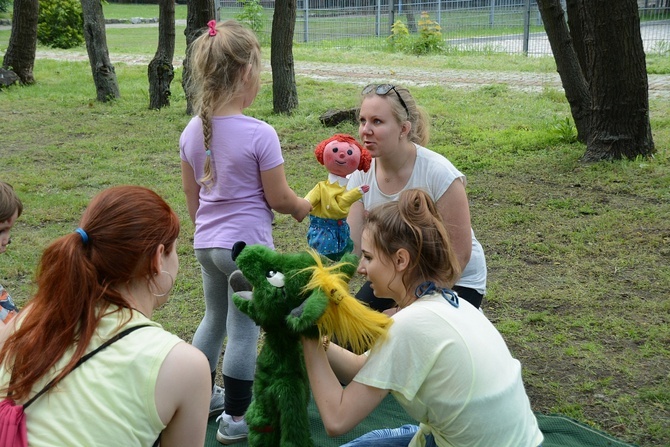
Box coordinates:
[0,398,28,447]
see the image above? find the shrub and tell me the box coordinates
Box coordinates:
[236,0,264,35]
[550,116,578,144]
[0,0,10,14]
[388,12,445,56]
[387,19,411,52]
[37,0,84,49]
[414,11,444,55]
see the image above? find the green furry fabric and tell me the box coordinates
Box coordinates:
[230,245,357,447]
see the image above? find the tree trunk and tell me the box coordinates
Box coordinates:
[2,0,38,85]
[536,0,591,143]
[564,0,588,83]
[80,0,120,101]
[271,0,298,114]
[148,0,176,109]
[405,0,417,33]
[182,0,215,115]
[580,0,654,161]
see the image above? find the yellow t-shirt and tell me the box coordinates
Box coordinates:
[0,307,182,447]
[354,293,544,447]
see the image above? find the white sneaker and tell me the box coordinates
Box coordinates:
[216,412,248,444]
[209,385,225,418]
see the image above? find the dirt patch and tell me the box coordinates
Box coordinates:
[31,49,670,99]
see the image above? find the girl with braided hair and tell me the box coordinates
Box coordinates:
[179,19,311,444]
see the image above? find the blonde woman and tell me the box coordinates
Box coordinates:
[348,84,487,310]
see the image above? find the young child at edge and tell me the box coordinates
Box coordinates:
[179,19,312,445]
[0,181,23,326]
[302,189,543,447]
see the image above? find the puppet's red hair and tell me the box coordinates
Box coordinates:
[314,134,371,172]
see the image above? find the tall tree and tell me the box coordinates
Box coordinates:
[536,0,590,142]
[182,0,214,115]
[271,0,298,114]
[80,0,119,101]
[148,0,176,109]
[537,0,654,161]
[2,0,38,85]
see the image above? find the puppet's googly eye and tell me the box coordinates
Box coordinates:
[266,270,285,288]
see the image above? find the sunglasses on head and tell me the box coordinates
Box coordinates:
[361,84,410,118]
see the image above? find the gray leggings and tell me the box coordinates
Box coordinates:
[192,248,260,385]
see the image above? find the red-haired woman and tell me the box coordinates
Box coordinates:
[0,186,210,447]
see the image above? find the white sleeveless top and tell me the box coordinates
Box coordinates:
[348,144,487,294]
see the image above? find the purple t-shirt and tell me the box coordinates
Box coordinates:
[180,115,284,249]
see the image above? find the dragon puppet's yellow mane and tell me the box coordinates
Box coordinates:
[301,250,392,354]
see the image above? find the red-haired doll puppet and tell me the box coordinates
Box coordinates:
[305,134,371,261]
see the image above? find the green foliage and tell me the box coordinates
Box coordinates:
[236,0,264,35]
[387,19,411,51]
[0,0,10,14]
[414,11,445,55]
[37,0,84,49]
[551,116,578,143]
[102,3,188,21]
[388,12,444,55]
[646,43,670,74]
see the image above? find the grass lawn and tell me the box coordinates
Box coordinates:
[1,8,669,447]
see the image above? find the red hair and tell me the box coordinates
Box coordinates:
[0,186,180,402]
[314,133,371,173]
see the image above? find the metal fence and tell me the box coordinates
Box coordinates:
[216,0,670,56]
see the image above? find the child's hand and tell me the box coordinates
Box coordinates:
[360,185,370,194]
[292,198,312,222]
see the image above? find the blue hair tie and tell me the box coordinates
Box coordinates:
[205,149,211,156]
[75,228,89,245]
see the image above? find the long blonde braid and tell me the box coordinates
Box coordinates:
[199,96,214,184]
[185,20,261,187]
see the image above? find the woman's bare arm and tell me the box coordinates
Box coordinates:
[302,337,388,437]
[346,201,366,257]
[155,342,210,447]
[436,179,473,272]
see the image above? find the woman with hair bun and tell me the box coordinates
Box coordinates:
[0,185,210,447]
[303,189,543,447]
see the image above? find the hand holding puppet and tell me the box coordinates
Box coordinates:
[230,242,391,447]
[305,134,372,260]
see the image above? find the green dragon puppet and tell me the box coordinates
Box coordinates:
[230,241,392,447]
